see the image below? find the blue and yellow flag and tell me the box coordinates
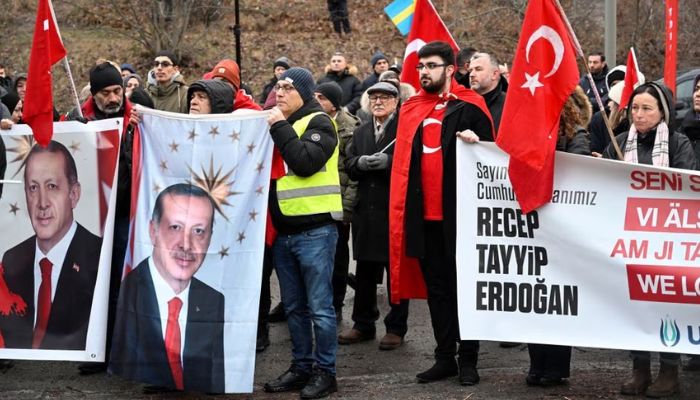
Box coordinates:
[384,0,415,36]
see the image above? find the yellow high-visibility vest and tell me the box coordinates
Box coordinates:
[277,111,343,220]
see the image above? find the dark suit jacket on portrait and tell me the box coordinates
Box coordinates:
[109,258,225,393]
[0,223,102,350]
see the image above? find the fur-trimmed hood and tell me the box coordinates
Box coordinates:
[323,64,359,77]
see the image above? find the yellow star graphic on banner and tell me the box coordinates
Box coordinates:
[188,155,240,220]
[159,160,168,172]
[247,142,256,154]
[249,210,258,221]
[7,135,35,177]
[237,231,246,243]
[229,130,240,142]
[209,126,220,139]
[169,141,180,153]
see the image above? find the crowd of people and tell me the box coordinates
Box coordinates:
[0,39,699,399]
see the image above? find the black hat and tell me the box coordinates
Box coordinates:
[273,56,291,70]
[315,82,343,110]
[90,62,123,95]
[279,67,316,102]
[370,51,388,68]
[155,50,179,66]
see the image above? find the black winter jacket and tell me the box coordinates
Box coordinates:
[318,69,363,114]
[602,127,697,170]
[679,110,700,170]
[268,100,339,234]
[187,80,234,114]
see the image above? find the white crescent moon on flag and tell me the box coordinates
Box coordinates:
[525,25,564,78]
[403,39,427,61]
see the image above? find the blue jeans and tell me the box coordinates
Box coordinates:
[273,223,338,375]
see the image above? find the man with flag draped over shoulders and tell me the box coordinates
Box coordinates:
[389,41,493,386]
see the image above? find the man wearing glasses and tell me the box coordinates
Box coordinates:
[146,50,189,114]
[263,67,342,399]
[389,41,494,386]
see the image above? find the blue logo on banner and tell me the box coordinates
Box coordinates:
[660,317,681,347]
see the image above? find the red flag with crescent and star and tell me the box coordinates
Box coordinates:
[496,0,579,213]
[399,0,458,91]
[23,0,67,147]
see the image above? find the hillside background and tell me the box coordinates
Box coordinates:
[1,0,699,111]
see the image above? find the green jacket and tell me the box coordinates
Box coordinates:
[147,74,189,114]
[335,109,360,222]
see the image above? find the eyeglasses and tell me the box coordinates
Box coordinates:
[152,60,173,68]
[415,62,447,71]
[274,83,297,93]
[368,94,394,103]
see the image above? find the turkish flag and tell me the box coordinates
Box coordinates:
[619,48,641,110]
[496,0,579,213]
[22,0,66,147]
[399,0,458,91]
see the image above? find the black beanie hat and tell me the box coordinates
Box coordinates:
[279,67,316,102]
[90,62,123,95]
[155,50,179,66]
[1,91,20,114]
[315,82,343,110]
[370,51,388,67]
[273,56,291,70]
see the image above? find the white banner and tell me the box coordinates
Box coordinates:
[109,108,272,393]
[457,142,700,354]
[0,119,121,361]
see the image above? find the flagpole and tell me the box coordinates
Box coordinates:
[552,0,623,161]
[61,57,83,118]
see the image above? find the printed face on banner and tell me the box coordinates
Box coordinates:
[109,109,273,393]
[24,150,81,254]
[149,192,214,294]
[0,122,120,361]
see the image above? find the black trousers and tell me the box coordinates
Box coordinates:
[326,0,351,34]
[631,351,681,366]
[420,221,479,365]
[332,222,350,312]
[528,344,571,379]
[257,246,274,338]
[352,261,409,336]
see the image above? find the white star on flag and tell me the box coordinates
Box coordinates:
[521,72,544,96]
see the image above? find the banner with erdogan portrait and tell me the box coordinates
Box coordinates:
[109,107,273,393]
[0,119,121,361]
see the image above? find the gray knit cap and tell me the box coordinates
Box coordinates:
[279,67,316,102]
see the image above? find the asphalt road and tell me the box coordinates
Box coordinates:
[1,272,699,399]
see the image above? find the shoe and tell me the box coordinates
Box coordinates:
[458,364,480,386]
[256,333,270,353]
[499,341,520,348]
[379,333,404,351]
[338,328,375,345]
[78,362,107,375]
[684,355,700,371]
[268,302,286,323]
[0,360,14,373]
[525,373,542,386]
[264,367,311,393]
[620,358,651,395]
[416,361,458,383]
[347,273,357,290]
[646,363,679,398]
[300,371,338,399]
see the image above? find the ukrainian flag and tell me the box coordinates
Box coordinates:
[384,0,415,36]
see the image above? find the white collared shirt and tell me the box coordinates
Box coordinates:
[33,220,78,328]
[148,257,189,360]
